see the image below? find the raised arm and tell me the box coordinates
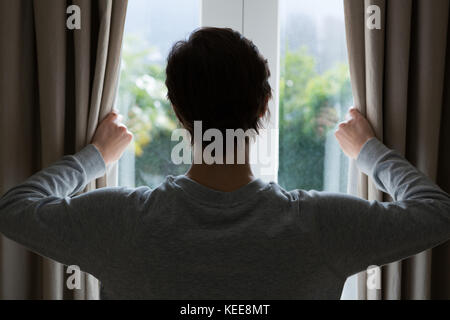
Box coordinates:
[308,108,450,279]
[0,111,134,275]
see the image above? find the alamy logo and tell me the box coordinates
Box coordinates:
[170,121,274,168]
[366,265,381,290]
[66,5,81,30]
[66,265,81,290]
[367,5,381,30]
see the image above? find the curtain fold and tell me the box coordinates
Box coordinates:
[344,0,450,300]
[0,0,128,299]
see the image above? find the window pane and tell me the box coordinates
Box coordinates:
[117,0,200,188]
[279,0,356,299]
[279,0,352,193]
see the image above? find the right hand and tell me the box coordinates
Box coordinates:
[335,107,375,160]
[92,111,133,165]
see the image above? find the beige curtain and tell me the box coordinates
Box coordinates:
[0,0,128,299]
[344,0,450,299]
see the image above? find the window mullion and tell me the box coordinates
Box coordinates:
[243,0,280,182]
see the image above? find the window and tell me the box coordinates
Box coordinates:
[118,0,200,188]
[279,0,351,192]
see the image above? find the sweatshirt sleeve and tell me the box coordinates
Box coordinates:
[304,138,450,279]
[0,145,140,277]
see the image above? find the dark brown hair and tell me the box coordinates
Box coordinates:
[165,27,272,138]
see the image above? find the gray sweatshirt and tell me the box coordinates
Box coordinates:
[0,138,449,299]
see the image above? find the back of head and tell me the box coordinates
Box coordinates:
[165,27,272,138]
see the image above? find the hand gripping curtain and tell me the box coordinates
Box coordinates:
[344,0,450,300]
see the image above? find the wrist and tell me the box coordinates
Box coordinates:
[356,138,388,175]
[357,135,375,158]
[91,143,109,166]
[76,144,107,181]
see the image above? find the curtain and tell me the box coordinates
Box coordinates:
[344,0,450,299]
[0,0,128,299]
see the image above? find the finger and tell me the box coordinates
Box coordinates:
[108,112,119,121]
[110,108,123,118]
[349,107,360,118]
[118,124,128,132]
[126,131,134,141]
[345,112,352,121]
[338,121,347,129]
[114,114,124,124]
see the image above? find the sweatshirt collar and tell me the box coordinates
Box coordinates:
[169,175,270,206]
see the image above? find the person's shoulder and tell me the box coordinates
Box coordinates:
[87,180,173,217]
[267,182,315,199]
[83,185,152,203]
[264,182,307,203]
[276,186,357,204]
[106,176,178,197]
[137,175,182,201]
[260,184,357,220]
